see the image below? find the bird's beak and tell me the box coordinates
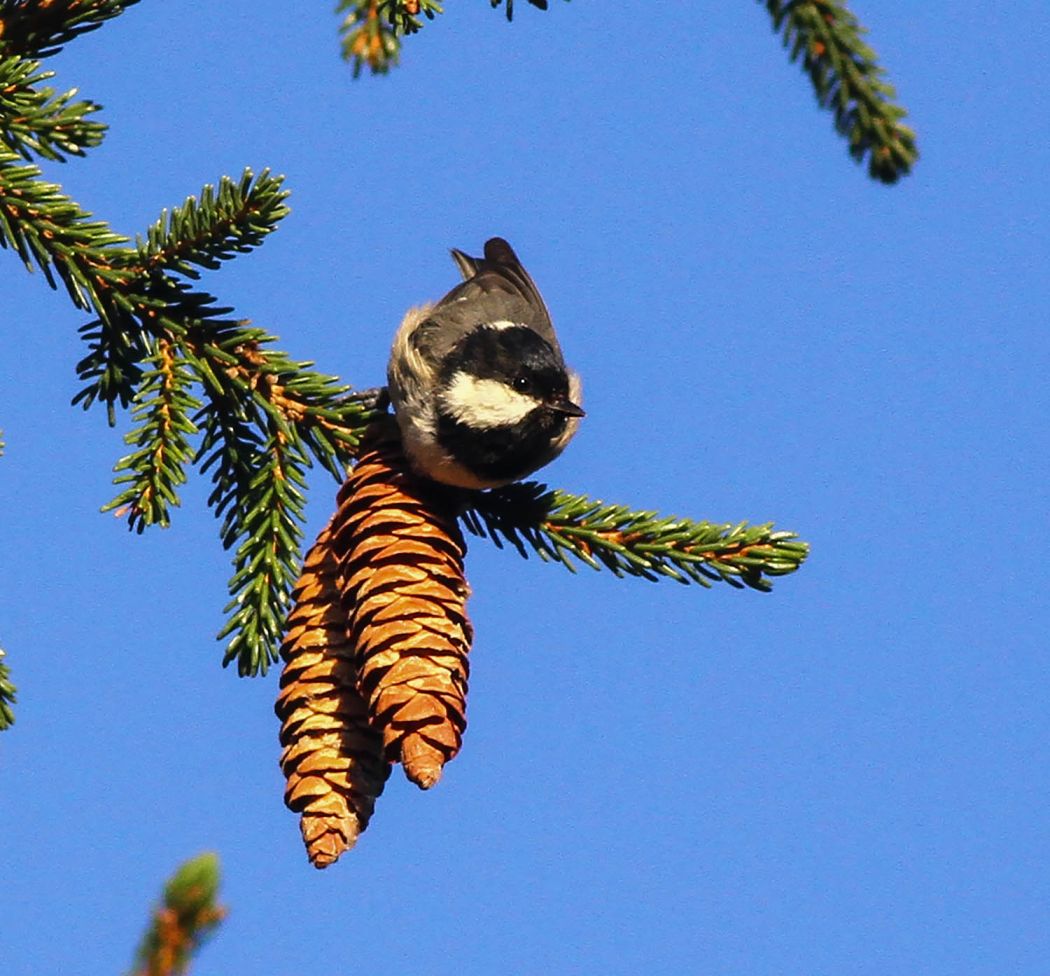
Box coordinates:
[549,396,585,418]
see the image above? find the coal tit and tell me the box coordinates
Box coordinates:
[387,237,584,489]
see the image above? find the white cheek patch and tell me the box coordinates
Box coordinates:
[440,372,539,429]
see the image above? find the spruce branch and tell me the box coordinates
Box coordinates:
[0,0,141,59]
[180,323,380,675]
[0,55,105,161]
[463,483,809,591]
[191,331,378,480]
[42,168,288,420]
[214,421,308,677]
[762,0,917,183]
[1,149,378,673]
[129,852,225,976]
[69,171,291,419]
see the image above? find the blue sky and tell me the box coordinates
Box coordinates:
[3,2,1049,974]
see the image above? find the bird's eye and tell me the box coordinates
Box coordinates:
[513,376,531,393]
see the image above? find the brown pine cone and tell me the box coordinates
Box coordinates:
[275,520,389,868]
[332,423,473,790]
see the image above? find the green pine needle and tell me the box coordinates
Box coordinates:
[211,427,308,677]
[68,170,290,420]
[0,149,127,305]
[336,0,407,77]
[465,483,809,591]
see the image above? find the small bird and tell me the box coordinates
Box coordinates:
[387,237,584,489]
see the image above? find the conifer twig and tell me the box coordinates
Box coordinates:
[464,483,808,590]
[129,853,225,976]
[761,0,917,183]
[0,148,128,307]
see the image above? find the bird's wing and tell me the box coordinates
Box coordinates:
[439,237,563,358]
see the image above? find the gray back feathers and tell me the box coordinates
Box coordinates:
[437,237,564,360]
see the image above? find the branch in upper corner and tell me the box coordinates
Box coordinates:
[463,482,809,590]
[762,0,917,183]
[129,852,225,976]
[0,0,142,59]
[0,154,376,674]
[0,148,128,306]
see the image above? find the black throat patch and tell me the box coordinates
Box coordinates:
[436,408,569,483]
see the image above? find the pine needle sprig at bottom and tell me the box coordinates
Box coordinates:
[128,851,225,976]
